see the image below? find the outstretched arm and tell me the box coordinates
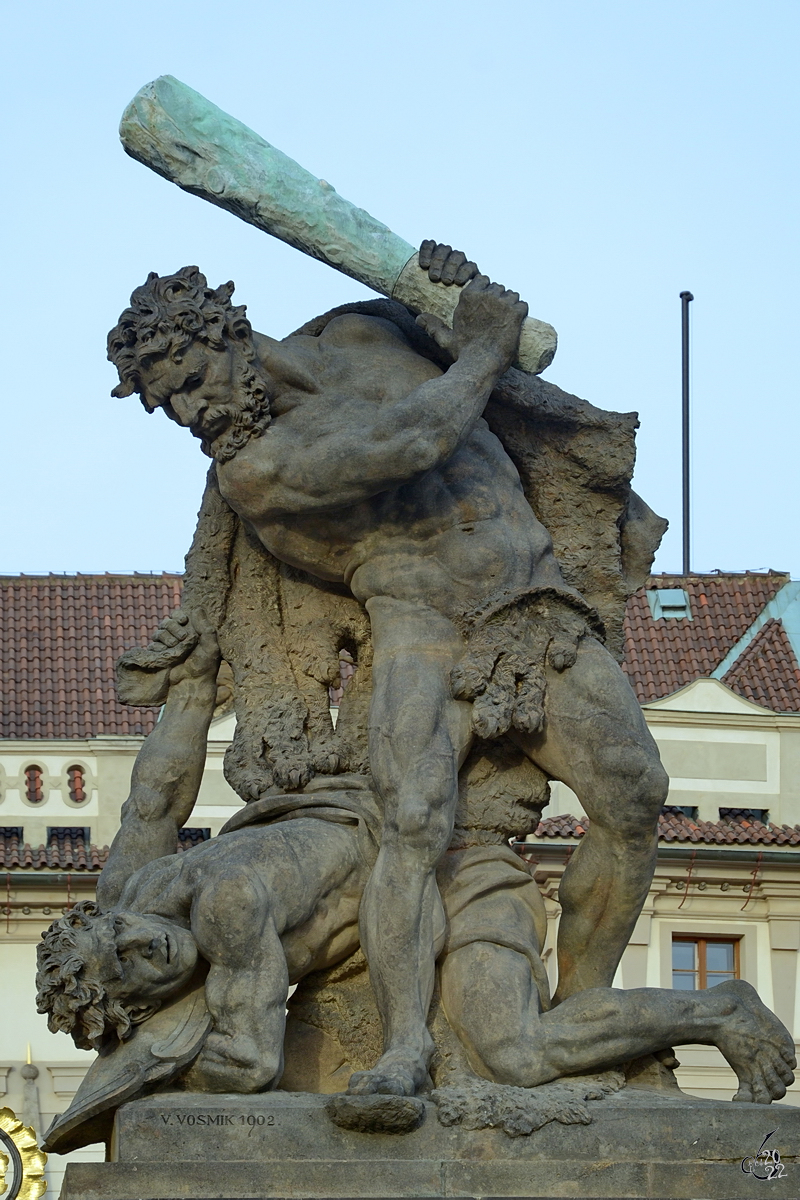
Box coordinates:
[220,266,527,520]
[97,610,221,909]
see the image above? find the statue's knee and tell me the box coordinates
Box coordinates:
[614,756,668,840]
[466,1034,546,1088]
[388,799,452,859]
[635,756,669,817]
[646,757,670,809]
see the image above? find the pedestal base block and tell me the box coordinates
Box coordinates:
[60,1089,800,1200]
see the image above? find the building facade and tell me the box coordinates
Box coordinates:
[528,571,800,1100]
[2,570,800,1187]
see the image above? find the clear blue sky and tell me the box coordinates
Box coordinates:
[2,1,797,576]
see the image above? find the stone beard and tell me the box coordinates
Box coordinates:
[201,358,271,464]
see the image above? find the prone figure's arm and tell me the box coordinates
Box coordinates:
[97,609,221,909]
[181,878,290,1092]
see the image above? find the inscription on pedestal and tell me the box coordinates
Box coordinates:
[158,1112,275,1128]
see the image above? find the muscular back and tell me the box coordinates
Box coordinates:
[116,820,365,981]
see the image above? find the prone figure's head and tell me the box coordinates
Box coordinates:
[36,901,198,1050]
[107,267,270,462]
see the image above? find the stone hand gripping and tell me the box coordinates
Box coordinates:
[119,76,558,374]
[416,275,529,371]
[116,607,220,706]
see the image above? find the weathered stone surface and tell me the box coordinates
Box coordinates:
[36,221,793,1188]
[120,77,557,375]
[325,1093,426,1134]
[430,1072,625,1136]
[101,253,673,1110]
[57,1089,800,1199]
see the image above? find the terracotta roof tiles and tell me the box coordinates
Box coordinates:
[0,826,108,870]
[0,574,182,739]
[622,571,797,709]
[529,810,800,847]
[0,825,210,871]
[1,569,798,740]
[722,618,800,712]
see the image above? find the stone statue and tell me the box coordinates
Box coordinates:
[32,76,800,1199]
[101,240,678,1101]
[37,610,796,1154]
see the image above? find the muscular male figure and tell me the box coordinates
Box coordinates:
[38,611,795,1113]
[107,246,670,1095]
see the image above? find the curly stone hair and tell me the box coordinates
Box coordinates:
[107,266,271,461]
[108,265,253,407]
[36,901,136,1051]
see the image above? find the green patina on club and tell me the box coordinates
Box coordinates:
[121,75,415,296]
[120,75,558,374]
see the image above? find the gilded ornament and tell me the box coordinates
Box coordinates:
[0,1109,46,1200]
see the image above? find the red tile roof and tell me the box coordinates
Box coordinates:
[0,826,209,871]
[0,826,108,870]
[0,570,797,740]
[529,811,800,847]
[0,574,182,739]
[722,619,800,713]
[622,572,796,709]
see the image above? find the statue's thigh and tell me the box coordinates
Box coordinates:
[440,941,542,1082]
[366,595,472,761]
[514,636,663,804]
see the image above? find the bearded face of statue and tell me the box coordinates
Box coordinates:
[139,338,271,462]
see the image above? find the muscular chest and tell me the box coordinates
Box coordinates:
[258,423,526,543]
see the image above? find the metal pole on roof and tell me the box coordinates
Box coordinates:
[680,291,694,575]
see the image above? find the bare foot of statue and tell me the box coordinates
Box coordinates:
[348,1047,431,1097]
[713,980,797,1103]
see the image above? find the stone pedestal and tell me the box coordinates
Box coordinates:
[60,1089,800,1199]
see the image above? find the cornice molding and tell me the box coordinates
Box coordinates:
[644,709,800,731]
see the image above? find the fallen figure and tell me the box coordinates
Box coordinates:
[36,612,796,1151]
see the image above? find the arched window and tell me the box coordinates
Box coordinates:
[328,649,356,706]
[25,766,44,804]
[328,649,356,729]
[67,766,86,804]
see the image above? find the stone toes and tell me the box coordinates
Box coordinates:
[383,1078,410,1097]
[347,1069,413,1097]
[347,1072,376,1095]
[762,1063,787,1099]
[778,1059,796,1085]
[733,1084,754,1102]
[750,1078,774,1104]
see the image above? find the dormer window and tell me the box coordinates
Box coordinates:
[647,588,692,620]
[662,804,698,819]
[720,807,768,824]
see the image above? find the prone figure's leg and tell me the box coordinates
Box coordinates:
[441,936,795,1104]
[437,839,795,1104]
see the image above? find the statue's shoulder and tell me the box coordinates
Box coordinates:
[290,298,449,368]
[315,310,412,350]
[117,843,189,907]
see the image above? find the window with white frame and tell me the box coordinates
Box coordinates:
[672,935,740,990]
